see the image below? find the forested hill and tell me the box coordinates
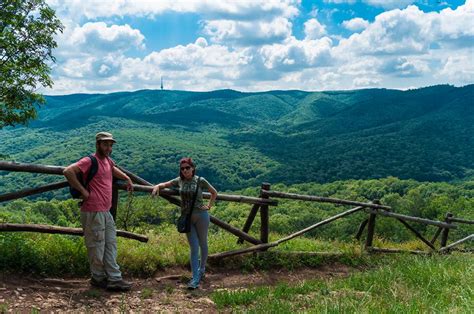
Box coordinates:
[0,84,473,192]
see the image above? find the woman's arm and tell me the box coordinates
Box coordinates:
[151,180,175,197]
[203,183,218,210]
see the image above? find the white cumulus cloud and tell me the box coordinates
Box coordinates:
[45,0,474,94]
[435,0,474,46]
[381,57,429,77]
[304,18,327,39]
[342,17,369,32]
[61,22,145,53]
[337,6,434,55]
[47,0,299,21]
[203,17,293,46]
[259,37,333,71]
[438,55,474,84]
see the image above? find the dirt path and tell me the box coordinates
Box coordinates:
[0,264,353,313]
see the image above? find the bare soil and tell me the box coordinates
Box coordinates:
[0,264,353,313]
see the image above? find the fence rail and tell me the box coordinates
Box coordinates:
[0,223,148,242]
[1,160,472,258]
[261,190,391,210]
[115,182,278,206]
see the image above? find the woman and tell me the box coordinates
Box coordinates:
[152,157,217,289]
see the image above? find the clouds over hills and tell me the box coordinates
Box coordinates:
[46,0,473,94]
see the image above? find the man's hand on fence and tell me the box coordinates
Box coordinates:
[126,178,134,192]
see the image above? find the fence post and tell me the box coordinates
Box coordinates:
[260,183,270,244]
[111,184,119,221]
[355,218,369,240]
[440,212,453,249]
[365,199,379,250]
[237,203,260,244]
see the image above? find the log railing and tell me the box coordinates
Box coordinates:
[0,181,70,202]
[434,212,473,253]
[114,171,269,246]
[209,190,466,259]
[1,160,471,258]
[0,161,278,246]
[0,223,148,242]
[115,182,277,206]
[261,190,391,210]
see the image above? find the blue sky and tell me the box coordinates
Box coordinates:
[45,0,473,94]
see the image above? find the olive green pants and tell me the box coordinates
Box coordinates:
[80,211,122,282]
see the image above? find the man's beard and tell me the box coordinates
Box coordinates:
[97,148,111,157]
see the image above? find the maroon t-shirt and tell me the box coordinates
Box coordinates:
[75,153,115,212]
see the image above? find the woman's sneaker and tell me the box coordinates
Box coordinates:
[187,278,200,290]
[199,270,206,280]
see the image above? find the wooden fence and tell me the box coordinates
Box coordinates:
[0,161,472,259]
[0,161,277,246]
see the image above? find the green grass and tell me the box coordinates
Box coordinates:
[211,253,474,312]
[140,287,153,299]
[83,289,102,298]
[0,225,373,276]
[1,222,472,312]
[0,302,8,314]
[0,232,89,276]
[1,224,471,278]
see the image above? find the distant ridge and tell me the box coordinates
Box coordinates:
[1,84,472,191]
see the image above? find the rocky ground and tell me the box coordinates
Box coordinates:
[0,264,352,313]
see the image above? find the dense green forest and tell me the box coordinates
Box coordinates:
[1,84,473,197]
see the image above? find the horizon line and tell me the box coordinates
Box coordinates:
[43,83,473,97]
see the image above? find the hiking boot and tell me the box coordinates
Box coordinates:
[106,279,132,292]
[90,277,107,289]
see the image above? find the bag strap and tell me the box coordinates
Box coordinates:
[84,155,98,188]
[187,176,201,216]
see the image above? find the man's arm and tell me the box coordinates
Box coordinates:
[63,164,89,200]
[112,166,134,191]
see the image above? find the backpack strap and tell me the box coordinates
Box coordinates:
[84,155,98,189]
[187,176,201,217]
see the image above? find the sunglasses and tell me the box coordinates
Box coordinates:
[180,166,192,171]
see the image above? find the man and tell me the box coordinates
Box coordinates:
[63,132,134,291]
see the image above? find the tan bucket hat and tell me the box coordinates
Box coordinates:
[95,131,116,143]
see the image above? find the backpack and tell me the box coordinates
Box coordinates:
[69,155,98,199]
